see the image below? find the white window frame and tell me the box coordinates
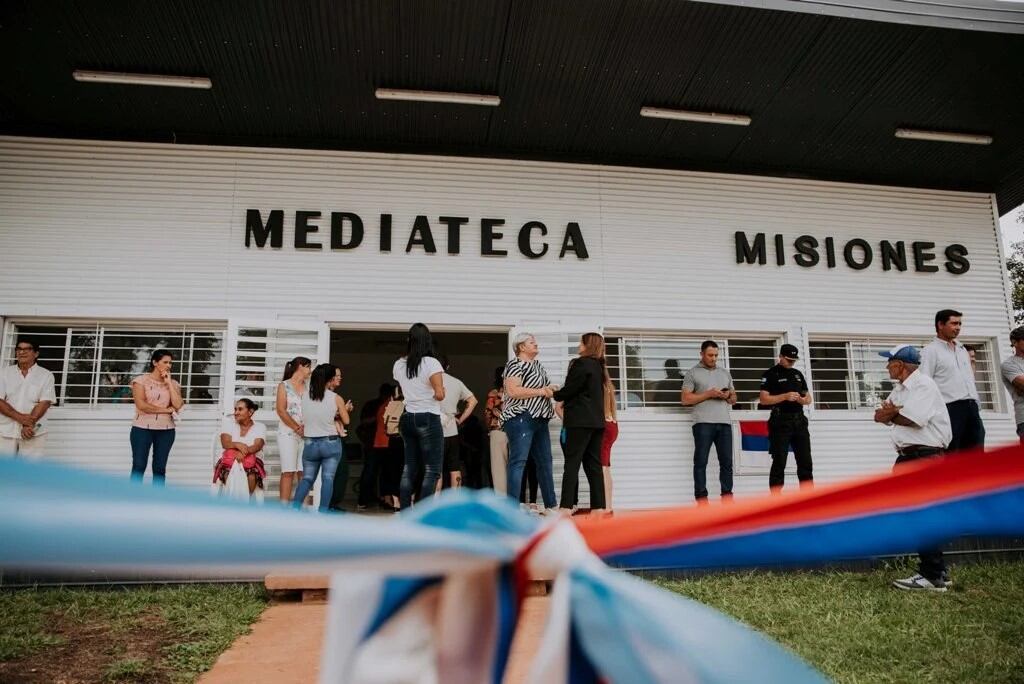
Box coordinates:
[0,317,227,420]
[805,334,1003,419]
[604,329,785,420]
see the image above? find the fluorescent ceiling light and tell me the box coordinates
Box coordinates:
[375,88,500,107]
[72,70,213,89]
[894,128,992,145]
[640,106,751,126]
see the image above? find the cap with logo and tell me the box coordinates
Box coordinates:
[878,344,920,365]
[780,344,800,360]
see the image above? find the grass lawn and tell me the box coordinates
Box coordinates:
[655,559,1024,684]
[0,583,267,683]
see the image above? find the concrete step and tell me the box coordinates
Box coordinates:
[265,573,550,602]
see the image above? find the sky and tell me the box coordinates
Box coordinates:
[1001,204,1023,254]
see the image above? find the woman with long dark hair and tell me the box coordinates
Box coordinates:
[275,356,311,503]
[392,323,445,509]
[293,363,350,512]
[130,349,184,485]
[553,332,607,514]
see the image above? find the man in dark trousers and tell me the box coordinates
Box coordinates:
[759,344,813,493]
[920,309,985,453]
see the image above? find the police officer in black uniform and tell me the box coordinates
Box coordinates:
[759,344,813,492]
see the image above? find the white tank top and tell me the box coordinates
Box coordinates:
[302,388,340,437]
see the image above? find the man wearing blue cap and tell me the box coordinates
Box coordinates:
[874,343,952,592]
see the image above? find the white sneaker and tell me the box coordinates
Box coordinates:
[892,574,947,592]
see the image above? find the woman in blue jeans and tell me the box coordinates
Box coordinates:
[129,349,184,485]
[293,364,351,512]
[502,333,558,513]
[393,323,446,509]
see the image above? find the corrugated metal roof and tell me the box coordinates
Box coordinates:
[1,0,1022,213]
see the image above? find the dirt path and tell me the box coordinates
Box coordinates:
[200,596,550,683]
[198,604,326,683]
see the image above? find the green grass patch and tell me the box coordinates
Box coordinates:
[104,657,156,682]
[0,589,65,659]
[0,583,268,683]
[655,560,1024,683]
[160,585,269,681]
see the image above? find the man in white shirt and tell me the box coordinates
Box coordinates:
[0,339,57,458]
[919,309,984,453]
[1000,326,1024,444]
[874,344,952,592]
[439,357,478,489]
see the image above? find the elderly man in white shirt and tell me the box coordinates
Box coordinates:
[874,344,952,593]
[919,308,984,453]
[0,339,57,458]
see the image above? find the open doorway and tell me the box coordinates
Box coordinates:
[328,328,508,508]
[331,329,508,417]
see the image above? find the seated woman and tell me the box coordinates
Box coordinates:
[214,398,268,495]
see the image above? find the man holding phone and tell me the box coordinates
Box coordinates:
[682,340,737,503]
[759,343,814,493]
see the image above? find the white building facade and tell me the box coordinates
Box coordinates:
[0,135,1016,509]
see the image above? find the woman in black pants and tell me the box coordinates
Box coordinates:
[553,332,607,514]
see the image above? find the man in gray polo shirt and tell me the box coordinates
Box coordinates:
[682,340,737,502]
[1000,326,1024,444]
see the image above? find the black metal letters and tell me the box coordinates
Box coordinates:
[246,209,283,249]
[734,231,970,275]
[294,211,322,250]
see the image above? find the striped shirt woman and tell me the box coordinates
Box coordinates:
[500,357,555,422]
[501,333,557,511]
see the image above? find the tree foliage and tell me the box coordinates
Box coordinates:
[1008,209,1024,325]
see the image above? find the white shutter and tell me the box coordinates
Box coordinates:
[507,323,604,507]
[222,320,330,415]
[222,320,330,502]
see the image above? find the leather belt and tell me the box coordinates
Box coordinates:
[896,445,944,457]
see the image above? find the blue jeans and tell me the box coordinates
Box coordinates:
[129,426,175,485]
[692,423,733,500]
[399,412,444,509]
[293,436,343,513]
[504,413,556,508]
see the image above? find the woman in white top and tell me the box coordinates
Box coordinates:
[392,323,446,510]
[215,398,267,495]
[275,356,311,503]
[292,364,351,513]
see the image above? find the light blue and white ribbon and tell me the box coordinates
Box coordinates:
[0,457,825,683]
